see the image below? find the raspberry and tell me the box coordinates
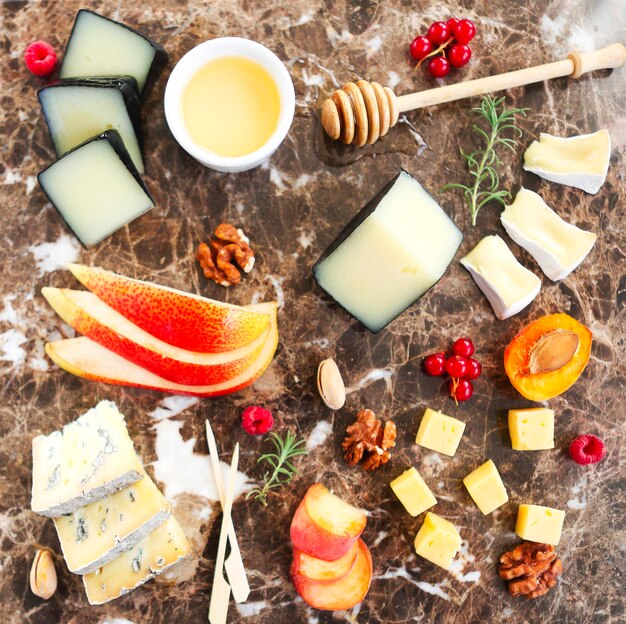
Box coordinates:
[24,41,57,77]
[241,406,274,435]
[569,434,606,465]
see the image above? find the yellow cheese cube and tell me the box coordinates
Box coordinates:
[415,408,466,457]
[414,511,462,570]
[516,504,565,546]
[390,467,437,517]
[463,459,508,515]
[508,408,554,451]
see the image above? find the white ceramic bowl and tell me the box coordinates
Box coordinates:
[164,37,295,173]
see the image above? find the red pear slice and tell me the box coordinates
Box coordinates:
[291,539,372,610]
[67,263,270,353]
[42,288,271,386]
[44,304,278,397]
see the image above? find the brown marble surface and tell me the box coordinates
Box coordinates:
[1,0,625,623]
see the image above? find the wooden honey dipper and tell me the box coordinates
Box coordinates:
[321,43,626,146]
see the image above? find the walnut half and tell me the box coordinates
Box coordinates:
[498,541,563,599]
[342,409,396,471]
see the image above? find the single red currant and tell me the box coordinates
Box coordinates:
[410,35,433,60]
[448,43,472,67]
[424,352,447,376]
[447,18,460,33]
[464,358,482,380]
[428,56,450,78]
[427,21,450,45]
[454,19,476,44]
[24,41,58,77]
[450,378,473,401]
[452,338,475,358]
[445,355,468,378]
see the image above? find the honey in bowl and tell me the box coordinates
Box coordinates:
[181,55,281,158]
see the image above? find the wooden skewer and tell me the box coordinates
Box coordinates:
[208,443,239,624]
[321,43,626,146]
[205,420,250,604]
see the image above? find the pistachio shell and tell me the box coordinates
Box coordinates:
[30,549,57,600]
[317,358,346,410]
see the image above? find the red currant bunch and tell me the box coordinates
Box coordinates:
[423,337,482,403]
[409,18,476,78]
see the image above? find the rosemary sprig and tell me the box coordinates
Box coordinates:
[443,95,528,226]
[246,431,308,507]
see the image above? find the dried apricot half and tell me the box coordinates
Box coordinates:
[504,313,592,401]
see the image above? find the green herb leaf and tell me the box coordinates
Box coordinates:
[245,431,308,507]
[442,95,528,226]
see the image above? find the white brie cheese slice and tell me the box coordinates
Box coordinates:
[31,400,143,517]
[523,129,610,194]
[54,472,171,575]
[460,235,541,320]
[501,188,597,281]
[83,516,191,605]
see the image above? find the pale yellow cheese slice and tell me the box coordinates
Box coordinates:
[83,516,191,605]
[460,235,541,320]
[523,129,610,194]
[501,188,596,281]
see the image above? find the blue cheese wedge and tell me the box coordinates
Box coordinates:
[501,189,597,281]
[313,170,463,332]
[60,9,166,93]
[523,130,610,194]
[83,516,191,605]
[31,400,143,517]
[460,235,541,320]
[38,77,144,173]
[53,472,171,575]
[37,130,154,249]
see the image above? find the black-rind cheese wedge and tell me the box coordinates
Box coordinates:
[37,130,155,250]
[38,76,144,174]
[313,170,463,333]
[60,9,167,94]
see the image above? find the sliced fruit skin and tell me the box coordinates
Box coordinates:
[290,484,366,561]
[43,287,270,386]
[67,263,270,353]
[504,312,592,401]
[292,541,359,583]
[44,303,278,398]
[291,539,372,611]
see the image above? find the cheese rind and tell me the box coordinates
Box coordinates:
[515,504,565,546]
[523,130,611,194]
[37,130,154,249]
[460,235,541,320]
[54,472,171,574]
[31,400,143,517]
[414,512,462,570]
[508,408,554,451]
[415,408,465,457]
[313,171,462,332]
[83,516,191,605]
[501,189,596,281]
[390,467,437,517]
[463,459,508,515]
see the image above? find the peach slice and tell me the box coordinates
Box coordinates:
[67,263,270,353]
[291,539,372,611]
[44,303,278,397]
[290,484,366,561]
[292,541,359,583]
[42,287,270,386]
